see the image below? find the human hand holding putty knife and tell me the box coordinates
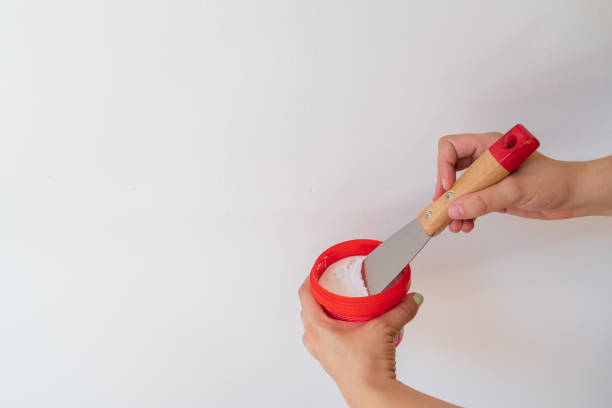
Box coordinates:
[363,124,539,294]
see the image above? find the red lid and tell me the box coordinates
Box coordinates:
[309,239,411,322]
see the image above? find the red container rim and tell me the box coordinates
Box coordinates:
[309,239,411,322]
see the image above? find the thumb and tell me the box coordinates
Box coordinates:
[378,293,424,331]
[447,180,520,220]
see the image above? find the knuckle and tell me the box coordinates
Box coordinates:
[316,318,334,333]
[475,194,490,213]
[304,327,320,349]
[486,132,503,141]
[305,319,327,336]
[302,334,318,359]
[396,299,416,319]
[367,318,390,332]
[467,194,489,215]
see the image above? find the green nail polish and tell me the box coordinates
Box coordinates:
[412,293,424,306]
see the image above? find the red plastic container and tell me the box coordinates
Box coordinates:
[309,239,411,322]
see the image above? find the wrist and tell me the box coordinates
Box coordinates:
[571,157,612,217]
[341,378,459,408]
[339,378,399,408]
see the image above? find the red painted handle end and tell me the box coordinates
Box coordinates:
[489,124,540,172]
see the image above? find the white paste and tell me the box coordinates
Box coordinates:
[319,255,369,297]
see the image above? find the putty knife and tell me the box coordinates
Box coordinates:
[363,124,540,295]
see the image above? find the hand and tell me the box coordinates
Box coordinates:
[299,278,421,390]
[434,132,612,233]
[299,279,457,407]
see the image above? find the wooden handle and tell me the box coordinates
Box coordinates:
[417,124,540,236]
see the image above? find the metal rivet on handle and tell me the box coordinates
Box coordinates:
[425,210,432,219]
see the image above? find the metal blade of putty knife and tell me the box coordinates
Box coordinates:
[362,218,431,295]
[362,124,541,295]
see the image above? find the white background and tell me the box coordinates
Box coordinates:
[1,1,611,407]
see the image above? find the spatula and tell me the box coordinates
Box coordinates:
[363,124,540,295]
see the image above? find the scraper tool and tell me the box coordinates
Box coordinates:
[363,124,540,295]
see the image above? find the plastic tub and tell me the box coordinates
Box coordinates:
[309,239,412,344]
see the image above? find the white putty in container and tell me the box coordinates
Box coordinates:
[318,255,369,297]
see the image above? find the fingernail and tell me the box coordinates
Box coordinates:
[442,178,448,190]
[412,293,424,307]
[449,204,463,219]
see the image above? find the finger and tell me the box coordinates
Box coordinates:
[436,138,460,195]
[377,293,423,331]
[449,219,462,233]
[436,133,501,200]
[434,156,474,201]
[437,135,486,191]
[455,156,474,171]
[433,180,445,201]
[448,179,521,220]
[298,278,330,326]
[461,219,475,233]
